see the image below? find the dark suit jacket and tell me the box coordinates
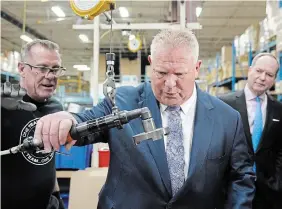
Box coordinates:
[74,82,255,209]
[219,90,282,209]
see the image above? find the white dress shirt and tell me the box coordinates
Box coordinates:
[244,84,267,135]
[160,84,197,180]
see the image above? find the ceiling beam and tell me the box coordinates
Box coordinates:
[73,22,203,30]
[203,4,265,9]
[198,16,265,20]
[1,10,49,40]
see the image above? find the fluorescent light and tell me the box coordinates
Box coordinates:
[73,65,88,69]
[129,34,135,41]
[79,34,89,42]
[56,17,65,22]
[77,66,90,71]
[51,6,65,18]
[20,34,33,43]
[77,67,90,71]
[73,64,90,71]
[122,30,128,36]
[119,7,129,18]
[196,7,202,18]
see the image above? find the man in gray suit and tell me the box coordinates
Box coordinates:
[220,53,282,209]
[33,29,255,209]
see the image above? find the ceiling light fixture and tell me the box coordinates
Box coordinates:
[51,6,66,18]
[77,67,90,71]
[77,66,90,71]
[73,64,87,68]
[119,7,129,18]
[129,34,135,41]
[196,7,202,18]
[20,34,33,43]
[79,34,89,42]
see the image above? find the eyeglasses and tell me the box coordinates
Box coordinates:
[23,62,66,77]
[153,69,189,79]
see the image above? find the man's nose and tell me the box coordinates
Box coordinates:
[164,74,177,88]
[45,71,56,79]
[259,72,266,81]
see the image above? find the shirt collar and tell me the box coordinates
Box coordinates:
[244,83,266,101]
[160,83,197,115]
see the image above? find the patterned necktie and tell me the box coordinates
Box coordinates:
[252,96,263,172]
[166,106,185,196]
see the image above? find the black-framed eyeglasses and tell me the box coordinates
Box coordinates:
[153,69,188,79]
[23,62,66,77]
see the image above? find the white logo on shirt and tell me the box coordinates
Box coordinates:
[19,118,54,165]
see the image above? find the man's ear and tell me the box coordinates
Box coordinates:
[18,62,25,77]
[196,60,202,71]
[148,55,152,64]
[195,60,202,78]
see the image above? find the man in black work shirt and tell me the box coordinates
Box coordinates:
[1,39,66,209]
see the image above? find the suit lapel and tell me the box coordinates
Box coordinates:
[186,88,214,179]
[138,83,172,196]
[235,91,253,152]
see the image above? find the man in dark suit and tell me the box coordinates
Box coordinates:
[33,29,255,209]
[219,53,282,209]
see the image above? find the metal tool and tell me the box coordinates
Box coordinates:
[67,107,169,145]
[0,136,70,156]
[1,82,26,97]
[103,52,118,113]
[0,107,168,156]
[132,109,169,144]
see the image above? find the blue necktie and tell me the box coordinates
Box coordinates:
[252,97,263,172]
[166,106,185,196]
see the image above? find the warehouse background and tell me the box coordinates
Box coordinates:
[1,0,282,208]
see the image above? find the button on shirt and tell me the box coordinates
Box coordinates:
[160,84,197,180]
[244,84,267,134]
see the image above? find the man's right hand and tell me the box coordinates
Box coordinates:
[34,111,78,152]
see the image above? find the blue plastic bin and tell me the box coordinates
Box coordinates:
[55,145,93,170]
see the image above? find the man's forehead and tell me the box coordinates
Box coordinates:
[28,45,61,62]
[254,55,278,68]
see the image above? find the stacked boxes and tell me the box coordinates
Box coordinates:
[245,24,260,52]
[220,45,249,80]
[275,81,282,94]
[221,46,232,80]
[235,80,248,91]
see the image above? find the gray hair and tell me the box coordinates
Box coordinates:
[251,52,279,76]
[20,39,60,62]
[150,29,199,63]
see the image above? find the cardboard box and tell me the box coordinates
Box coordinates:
[277,29,282,51]
[221,46,232,64]
[235,80,248,91]
[245,24,260,52]
[68,168,108,209]
[275,81,282,94]
[222,63,248,79]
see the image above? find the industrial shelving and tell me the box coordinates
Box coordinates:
[1,71,20,83]
[207,43,248,94]
[209,40,282,102]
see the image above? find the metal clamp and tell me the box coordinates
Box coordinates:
[103,52,119,113]
[132,107,170,144]
[133,127,169,145]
